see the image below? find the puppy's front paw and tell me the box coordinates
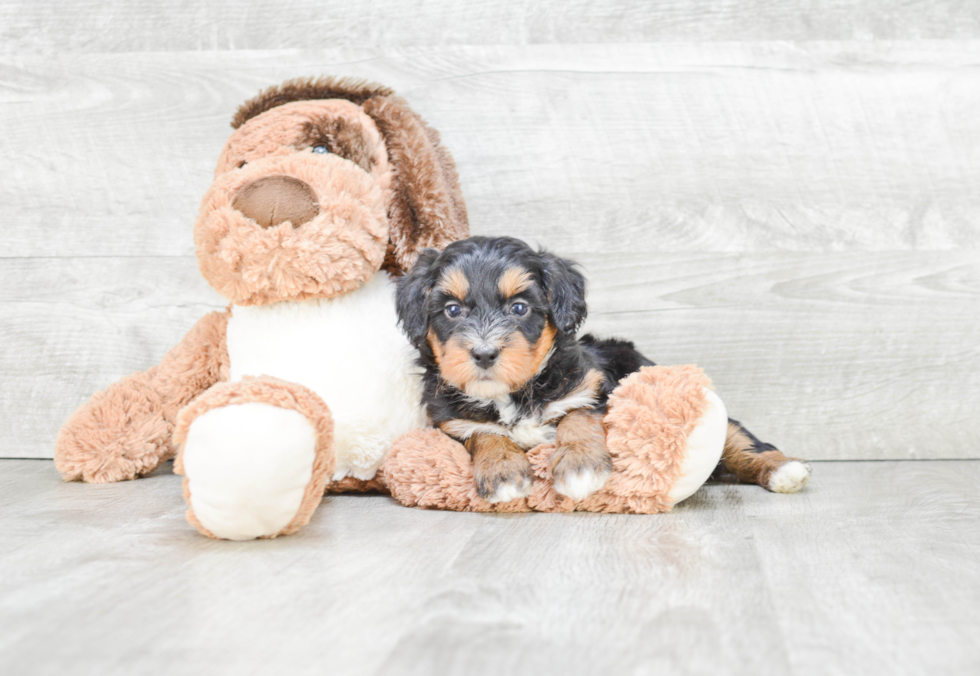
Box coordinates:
[551,408,612,501]
[552,451,612,501]
[553,464,611,501]
[474,455,532,503]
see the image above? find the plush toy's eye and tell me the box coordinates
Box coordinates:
[510,302,529,316]
[312,144,329,154]
[237,160,247,169]
[445,304,463,319]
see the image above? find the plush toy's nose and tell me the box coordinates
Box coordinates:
[231,175,319,229]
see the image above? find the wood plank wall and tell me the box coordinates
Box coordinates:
[2,2,978,459]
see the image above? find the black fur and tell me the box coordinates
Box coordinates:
[395,236,652,435]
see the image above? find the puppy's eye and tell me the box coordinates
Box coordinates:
[445,304,463,318]
[510,302,529,316]
[312,144,329,154]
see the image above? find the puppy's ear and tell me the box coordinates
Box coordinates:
[396,248,441,345]
[540,252,587,334]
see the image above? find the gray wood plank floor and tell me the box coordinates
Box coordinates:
[1,459,978,676]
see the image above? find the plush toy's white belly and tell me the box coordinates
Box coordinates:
[225,274,425,481]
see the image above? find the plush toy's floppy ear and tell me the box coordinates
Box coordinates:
[362,95,469,274]
[539,252,588,335]
[396,248,441,345]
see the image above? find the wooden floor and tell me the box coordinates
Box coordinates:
[2,459,978,675]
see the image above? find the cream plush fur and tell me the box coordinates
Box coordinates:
[225,274,425,482]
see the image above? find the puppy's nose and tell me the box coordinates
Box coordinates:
[471,346,500,369]
[232,175,319,228]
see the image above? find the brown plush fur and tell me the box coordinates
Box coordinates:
[384,364,713,513]
[326,476,388,494]
[361,95,469,273]
[228,79,469,275]
[173,376,335,539]
[57,78,469,488]
[231,76,394,130]
[217,99,388,177]
[196,152,389,305]
[55,310,230,483]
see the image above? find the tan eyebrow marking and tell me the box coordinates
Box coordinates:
[437,267,469,299]
[498,267,533,298]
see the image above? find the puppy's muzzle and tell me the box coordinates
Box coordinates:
[232,175,319,229]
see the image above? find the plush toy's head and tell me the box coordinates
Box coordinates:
[194,77,468,306]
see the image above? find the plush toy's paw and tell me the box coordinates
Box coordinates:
[173,376,334,540]
[55,369,173,483]
[476,454,533,504]
[767,460,812,493]
[664,388,728,506]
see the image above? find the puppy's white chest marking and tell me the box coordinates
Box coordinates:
[454,395,556,450]
[508,418,556,449]
[452,380,602,451]
[225,274,425,480]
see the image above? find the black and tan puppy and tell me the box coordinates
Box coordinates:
[396,236,811,504]
[395,236,653,503]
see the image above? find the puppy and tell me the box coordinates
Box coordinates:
[396,236,654,503]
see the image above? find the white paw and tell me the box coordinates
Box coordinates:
[768,460,812,493]
[484,476,532,504]
[182,402,317,540]
[554,467,611,502]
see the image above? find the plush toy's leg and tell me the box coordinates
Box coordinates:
[383,366,728,515]
[173,376,334,540]
[55,368,174,483]
[383,428,531,513]
[553,364,727,514]
[719,419,811,493]
[55,309,230,484]
[663,388,728,505]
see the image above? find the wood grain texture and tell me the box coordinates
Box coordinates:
[0,256,224,458]
[4,251,976,460]
[3,43,980,257]
[3,1,980,54]
[1,459,978,675]
[577,251,980,462]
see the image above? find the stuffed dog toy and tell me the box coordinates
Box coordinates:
[56,77,468,539]
[55,77,808,539]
